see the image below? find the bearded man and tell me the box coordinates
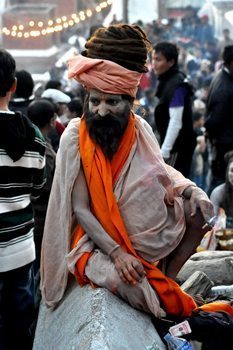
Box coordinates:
[40,24,233,319]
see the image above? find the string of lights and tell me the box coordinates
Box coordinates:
[1,0,112,39]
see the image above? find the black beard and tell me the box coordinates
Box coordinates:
[84,108,130,160]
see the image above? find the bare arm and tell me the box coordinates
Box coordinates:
[72,167,145,285]
[72,167,119,256]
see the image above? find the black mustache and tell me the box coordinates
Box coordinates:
[86,113,122,128]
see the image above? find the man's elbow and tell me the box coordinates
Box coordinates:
[74,206,89,223]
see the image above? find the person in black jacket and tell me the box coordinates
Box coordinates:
[153,42,196,177]
[205,45,233,193]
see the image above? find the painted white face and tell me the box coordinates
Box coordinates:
[85,89,132,159]
[228,161,233,186]
[88,89,131,118]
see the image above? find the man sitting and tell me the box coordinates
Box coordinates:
[40,25,227,319]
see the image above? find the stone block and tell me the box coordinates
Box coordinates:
[177,251,233,286]
[33,280,166,350]
[181,271,214,297]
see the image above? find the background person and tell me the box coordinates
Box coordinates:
[205,45,233,193]
[210,150,233,221]
[63,97,83,125]
[41,88,71,151]
[27,99,57,331]
[0,49,46,349]
[210,151,233,252]
[153,42,196,177]
[9,69,34,116]
[27,99,56,274]
[218,29,233,58]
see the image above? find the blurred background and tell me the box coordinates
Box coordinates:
[0,0,232,83]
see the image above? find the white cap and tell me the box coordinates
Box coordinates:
[193,99,205,111]
[41,88,71,104]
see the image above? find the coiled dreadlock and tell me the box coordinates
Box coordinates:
[82,24,152,73]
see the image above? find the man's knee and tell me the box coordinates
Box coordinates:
[105,267,126,295]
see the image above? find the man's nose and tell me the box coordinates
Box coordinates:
[98,102,109,117]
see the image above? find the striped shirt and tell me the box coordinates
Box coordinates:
[0,112,46,272]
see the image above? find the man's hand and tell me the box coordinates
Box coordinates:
[183,186,214,223]
[110,247,146,285]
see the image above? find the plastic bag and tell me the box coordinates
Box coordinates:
[164,333,193,350]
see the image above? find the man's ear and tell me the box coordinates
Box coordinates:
[10,78,17,93]
[168,59,175,69]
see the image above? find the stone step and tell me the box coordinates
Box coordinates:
[177,251,233,286]
[33,280,166,350]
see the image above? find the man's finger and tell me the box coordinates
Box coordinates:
[199,202,214,223]
[127,264,142,282]
[190,200,197,216]
[133,261,146,278]
[122,267,136,284]
[118,270,128,284]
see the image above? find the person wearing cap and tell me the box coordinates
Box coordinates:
[40,24,233,320]
[41,88,71,115]
[41,88,71,151]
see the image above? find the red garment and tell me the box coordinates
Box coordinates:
[55,121,65,136]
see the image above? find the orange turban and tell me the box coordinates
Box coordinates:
[67,55,142,98]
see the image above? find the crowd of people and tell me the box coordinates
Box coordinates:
[142,15,233,190]
[1,7,233,350]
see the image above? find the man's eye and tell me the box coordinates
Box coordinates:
[90,99,99,105]
[107,99,118,106]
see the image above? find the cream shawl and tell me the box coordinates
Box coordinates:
[40,116,194,307]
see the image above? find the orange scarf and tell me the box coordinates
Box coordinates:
[72,114,233,317]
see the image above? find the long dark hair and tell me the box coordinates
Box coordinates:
[221,159,233,217]
[82,24,152,73]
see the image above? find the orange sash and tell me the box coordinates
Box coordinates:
[72,114,233,317]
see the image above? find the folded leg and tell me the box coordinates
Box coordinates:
[85,249,165,318]
[165,199,209,279]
